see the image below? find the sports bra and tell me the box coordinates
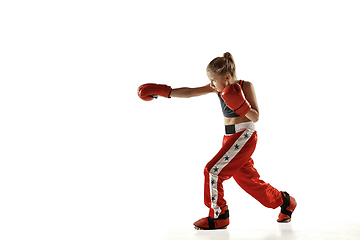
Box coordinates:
[217,80,244,118]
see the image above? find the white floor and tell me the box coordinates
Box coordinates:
[125,207,360,240]
[159,220,360,240]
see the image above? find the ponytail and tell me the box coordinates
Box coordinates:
[223,52,234,63]
[207,52,237,79]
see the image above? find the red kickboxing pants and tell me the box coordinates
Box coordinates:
[204,123,283,218]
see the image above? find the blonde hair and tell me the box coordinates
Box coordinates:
[206,52,237,79]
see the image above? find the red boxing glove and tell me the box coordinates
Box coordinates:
[137,83,172,101]
[220,84,251,116]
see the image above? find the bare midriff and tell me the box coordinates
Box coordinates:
[224,116,252,125]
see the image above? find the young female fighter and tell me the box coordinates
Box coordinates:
[137,52,297,230]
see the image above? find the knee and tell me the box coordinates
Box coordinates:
[204,166,210,176]
[204,166,219,181]
[204,161,214,175]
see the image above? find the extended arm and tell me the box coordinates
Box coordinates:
[138,83,215,101]
[170,84,215,98]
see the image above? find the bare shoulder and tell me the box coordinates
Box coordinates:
[241,80,258,109]
[242,80,254,89]
[241,81,256,95]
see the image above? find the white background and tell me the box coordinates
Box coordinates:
[1,0,360,239]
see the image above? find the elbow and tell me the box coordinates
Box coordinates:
[250,114,259,123]
[253,111,260,123]
[246,108,259,122]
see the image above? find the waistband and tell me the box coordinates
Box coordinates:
[225,121,256,135]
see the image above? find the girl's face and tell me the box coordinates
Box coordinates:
[207,72,231,92]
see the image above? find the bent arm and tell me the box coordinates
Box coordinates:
[170,84,215,98]
[243,82,260,123]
